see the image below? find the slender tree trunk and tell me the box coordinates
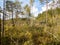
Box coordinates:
[0,13,1,45]
[30,0,34,27]
[51,0,55,44]
[44,0,48,32]
[16,10,18,25]
[0,14,1,31]
[2,0,6,38]
[46,0,48,23]
[15,0,20,26]
[12,7,15,27]
[1,0,6,45]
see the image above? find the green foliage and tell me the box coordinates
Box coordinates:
[1,5,60,45]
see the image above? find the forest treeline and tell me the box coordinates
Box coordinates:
[0,7,60,45]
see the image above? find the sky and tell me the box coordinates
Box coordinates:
[0,0,59,18]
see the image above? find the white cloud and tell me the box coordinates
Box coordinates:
[40,0,60,13]
[31,6,39,17]
[0,13,3,19]
[41,1,52,12]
